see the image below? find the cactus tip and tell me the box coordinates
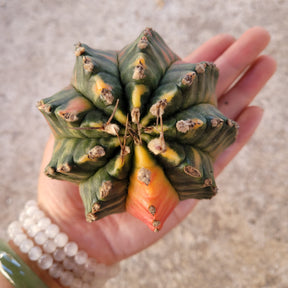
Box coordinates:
[45,166,56,176]
[152,220,161,228]
[83,56,94,72]
[88,146,105,160]
[184,165,202,178]
[137,168,151,185]
[57,163,72,173]
[86,213,97,223]
[138,36,149,49]
[133,60,146,80]
[203,178,213,187]
[211,118,224,128]
[99,181,112,199]
[176,119,203,133]
[37,102,52,114]
[131,107,140,124]
[148,205,156,216]
[149,99,167,118]
[100,88,114,105]
[143,27,153,37]
[75,42,86,56]
[104,123,120,136]
[148,138,166,155]
[59,111,78,122]
[181,72,196,87]
[195,63,207,74]
[92,202,101,213]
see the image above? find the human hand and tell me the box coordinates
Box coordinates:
[37,26,276,265]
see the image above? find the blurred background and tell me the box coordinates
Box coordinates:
[0,0,287,287]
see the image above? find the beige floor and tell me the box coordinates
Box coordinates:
[0,0,287,287]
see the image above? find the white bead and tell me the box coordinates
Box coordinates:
[74,250,88,265]
[64,242,78,257]
[63,257,75,270]
[19,211,27,222]
[45,224,60,239]
[43,239,57,253]
[8,221,22,231]
[49,263,63,279]
[19,239,34,253]
[7,221,22,238]
[53,248,66,262]
[28,246,42,261]
[37,217,51,230]
[54,232,68,247]
[37,254,53,270]
[85,258,99,273]
[34,231,48,245]
[13,233,27,246]
[26,205,39,216]
[27,224,41,238]
[59,270,74,287]
[73,263,86,278]
[25,200,37,209]
[32,209,45,220]
[23,218,35,230]
[70,278,83,288]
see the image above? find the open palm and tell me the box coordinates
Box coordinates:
[37,27,276,265]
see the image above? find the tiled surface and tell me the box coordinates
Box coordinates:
[0,1,287,287]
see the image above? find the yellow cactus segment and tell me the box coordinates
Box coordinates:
[93,75,112,99]
[126,144,179,231]
[134,145,154,168]
[176,118,204,133]
[78,155,90,164]
[133,56,146,68]
[114,156,126,171]
[114,110,127,125]
[161,146,182,166]
[191,147,202,168]
[86,122,104,129]
[160,87,178,103]
[132,84,149,108]
[191,118,204,130]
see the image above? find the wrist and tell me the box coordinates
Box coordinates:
[6,200,119,287]
[8,240,62,288]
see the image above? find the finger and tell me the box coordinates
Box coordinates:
[214,106,264,177]
[218,55,276,119]
[183,33,235,63]
[215,26,271,97]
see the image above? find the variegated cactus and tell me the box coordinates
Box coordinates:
[38,28,239,232]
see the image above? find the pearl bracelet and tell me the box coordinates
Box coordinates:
[7,200,119,288]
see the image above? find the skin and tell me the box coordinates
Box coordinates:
[1,27,276,287]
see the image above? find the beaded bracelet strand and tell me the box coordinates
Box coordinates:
[7,200,119,288]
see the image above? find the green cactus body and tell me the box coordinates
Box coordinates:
[38,28,239,232]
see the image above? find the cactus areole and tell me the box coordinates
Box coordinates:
[38,28,239,232]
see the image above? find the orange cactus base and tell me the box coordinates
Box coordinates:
[126,145,179,232]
